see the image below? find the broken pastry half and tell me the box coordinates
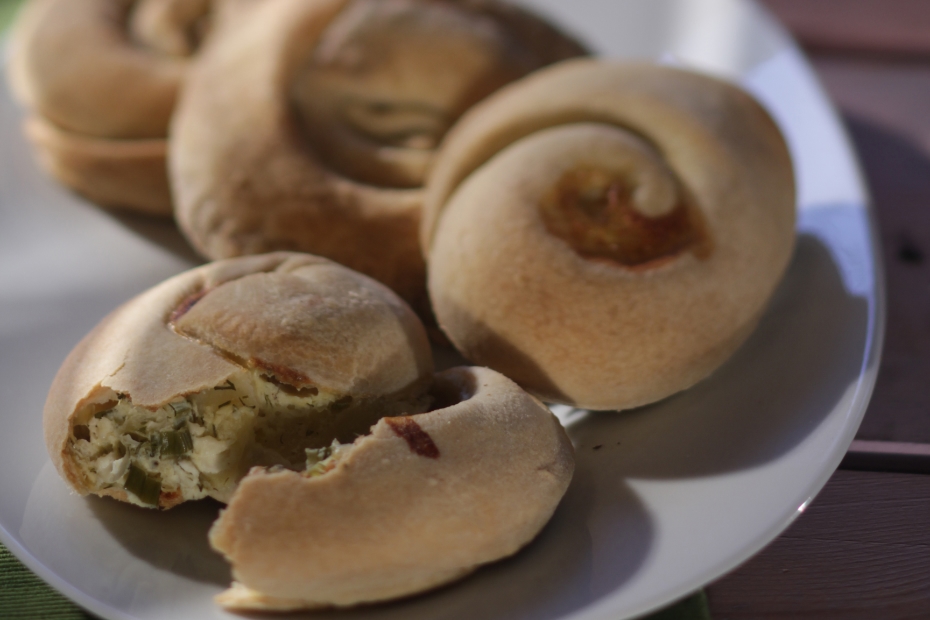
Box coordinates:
[210,365,574,610]
[43,252,433,509]
[169,0,586,316]
[422,59,797,411]
[7,0,214,215]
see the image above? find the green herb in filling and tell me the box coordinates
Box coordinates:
[150,429,194,457]
[168,401,192,416]
[125,463,161,506]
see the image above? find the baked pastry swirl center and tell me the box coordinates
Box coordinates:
[129,0,212,58]
[291,0,546,188]
[540,165,704,267]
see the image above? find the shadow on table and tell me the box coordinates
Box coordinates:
[842,114,930,442]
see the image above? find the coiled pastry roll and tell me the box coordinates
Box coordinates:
[8,0,214,214]
[423,59,797,411]
[169,0,586,315]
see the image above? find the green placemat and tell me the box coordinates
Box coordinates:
[2,540,709,620]
[0,0,23,32]
[650,591,713,620]
[0,541,97,619]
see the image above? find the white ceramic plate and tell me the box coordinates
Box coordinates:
[0,1,883,619]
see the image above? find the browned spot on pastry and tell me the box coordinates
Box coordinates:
[540,167,707,267]
[160,489,182,506]
[385,417,440,459]
[251,358,313,390]
[169,288,210,323]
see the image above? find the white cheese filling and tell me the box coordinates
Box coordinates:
[69,371,428,508]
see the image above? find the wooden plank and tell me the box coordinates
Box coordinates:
[808,60,930,444]
[842,440,930,474]
[760,0,930,57]
[707,470,930,618]
[812,59,930,149]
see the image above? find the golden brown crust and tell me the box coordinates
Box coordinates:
[8,0,187,139]
[423,60,796,410]
[173,258,432,397]
[43,252,432,501]
[169,0,586,315]
[7,0,214,214]
[209,366,574,610]
[23,116,173,216]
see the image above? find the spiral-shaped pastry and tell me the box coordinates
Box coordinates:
[423,59,796,411]
[169,0,586,315]
[7,0,213,215]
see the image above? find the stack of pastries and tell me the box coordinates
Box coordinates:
[10,0,796,611]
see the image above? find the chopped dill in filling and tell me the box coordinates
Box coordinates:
[68,371,429,508]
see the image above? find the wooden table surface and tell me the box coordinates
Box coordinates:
[707,1,930,617]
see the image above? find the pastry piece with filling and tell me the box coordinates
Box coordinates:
[43,252,433,509]
[169,0,586,316]
[210,366,574,610]
[422,59,797,411]
[7,0,215,215]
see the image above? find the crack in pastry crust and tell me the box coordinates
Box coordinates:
[45,252,434,509]
[208,366,574,610]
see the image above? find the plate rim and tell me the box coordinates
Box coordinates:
[0,0,887,618]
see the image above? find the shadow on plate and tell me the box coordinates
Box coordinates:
[563,231,871,479]
[68,452,653,620]
[89,496,231,587]
[21,448,652,619]
[236,464,653,620]
[104,210,205,266]
[19,462,230,601]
